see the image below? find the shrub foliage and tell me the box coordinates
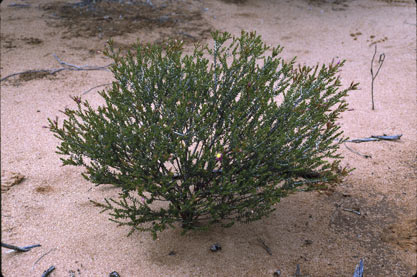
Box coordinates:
[49,31,357,239]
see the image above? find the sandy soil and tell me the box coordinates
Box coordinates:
[1,0,416,276]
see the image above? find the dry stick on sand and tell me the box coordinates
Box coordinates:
[52,54,111,71]
[342,208,361,215]
[0,69,66,82]
[41,266,56,277]
[344,134,401,158]
[346,134,402,143]
[257,238,272,256]
[0,54,112,82]
[8,3,31,8]
[370,44,386,110]
[1,242,41,252]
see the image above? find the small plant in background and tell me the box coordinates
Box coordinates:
[370,44,385,110]
[49,31,358,239]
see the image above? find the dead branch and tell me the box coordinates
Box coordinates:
[52,54,112,71]
[0,54,112,82]
[1,242,41,252]
[370,134,402,141]
[342,208,361,215]
[346,134,402,143]
[41,266,56,277]
[0,69,66,82]
[8,3,31,8]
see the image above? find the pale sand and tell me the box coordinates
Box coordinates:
[1,0,416,276]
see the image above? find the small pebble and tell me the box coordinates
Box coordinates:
[210,243,221,252]
[109,271,120,277]
[168,250,176,256]
[304,239,313,245]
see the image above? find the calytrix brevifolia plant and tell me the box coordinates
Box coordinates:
[49,31,358,239]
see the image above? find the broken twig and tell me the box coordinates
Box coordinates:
[1,242,41,252]
[0,69,65,82]
[52,54,111,71]
[370,134,402,141]
[0,54,112,82]
[346,137,379,143]
[342,208,361,215]
[346,134,402,143]
[257,238,272,256]
[41,266,56,277]
[178,31,196,40]
[8,3,31,8]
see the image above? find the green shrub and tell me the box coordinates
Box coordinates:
[49,31,358,239]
